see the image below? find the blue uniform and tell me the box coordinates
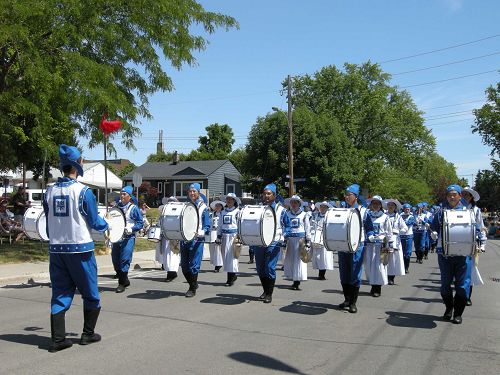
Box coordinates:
[43,177,108,314]
[111,202,144,273]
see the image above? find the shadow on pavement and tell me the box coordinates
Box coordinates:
[200,293,256,305]
[385,311,439,329]
[412,284,441,292]
[279,301,334,315]
[1,281,51,289]
[0,331,79,351]
[400,296,443,304]
[419,278,440,283]
[228,351,309,375]
[127,290,185,300]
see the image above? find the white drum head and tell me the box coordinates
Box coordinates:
[147,225,161,243]
[181,203,198,241]
[23,206,48,241]
[348,209,362,251]
[106,207,126,243]
[261,207,276,247]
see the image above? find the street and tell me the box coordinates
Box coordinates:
[1,242,500,375]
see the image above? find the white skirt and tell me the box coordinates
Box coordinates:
[364,242,388,285]
[157,238,180,272]
[209,242,223,267]
[471,255,484,285]
[221,233,239,273]
[283,237,308,281]
[311,245,334,270]
[386,243,406,276]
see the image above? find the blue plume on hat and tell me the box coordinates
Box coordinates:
[264,183,277,195]
[346,184,360,196]
[59,144,84,177]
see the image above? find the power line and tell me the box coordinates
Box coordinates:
[425,118,475,126]
[401,69,499,88]
[392,51,500,75]
[420,99,485,110]
[424,110,472,120]
[379,34,500,64]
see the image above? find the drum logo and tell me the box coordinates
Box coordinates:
[53,195,70,217]
[291,218,299,228]
[223,215,232,224]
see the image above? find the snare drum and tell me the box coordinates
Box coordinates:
[160,202,199,241]
[147,225,162,243]
[323,208,362,252]
[23,206,49,241]
[442,209,475,256]
[238,205,276,247]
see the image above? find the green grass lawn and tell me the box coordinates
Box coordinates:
[0,237,156,264]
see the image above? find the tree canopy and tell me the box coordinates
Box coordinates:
[473,81,500,159]
[0,0,238,173]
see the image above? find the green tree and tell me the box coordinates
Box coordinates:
[0,0,238,172]
[474,169,500,211]
[472,81,500,158]
[118,163,137,179]
[197,123,235,156]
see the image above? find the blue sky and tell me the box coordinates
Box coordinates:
[83,0,500,187]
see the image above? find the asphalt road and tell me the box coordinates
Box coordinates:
[1,242,500,375]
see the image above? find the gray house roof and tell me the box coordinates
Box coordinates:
[122,160,237,180]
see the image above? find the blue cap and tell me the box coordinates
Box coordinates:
[121,186,133,196]
[402,203,412,209]
[59,144,84,177]
[264,183,277,195]
[345,184,360,196]
[188,183,201,192]
[447,184,462,194]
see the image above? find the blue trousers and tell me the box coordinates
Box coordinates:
[50,252,100,314]
[401,236,413,258]
[255,242,281,279]
[424,230,430,251]
[112,236,135,273]
[180,238,204,275]
[338,244,366,287]
[413,231,425,257]
[437,254,472,299]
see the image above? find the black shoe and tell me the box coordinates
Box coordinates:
[214,266,222,273]
[339,284,350,309]
[318,270,326,280]
[452,316,463,324]
[372,285,381,297]
[185,289,196,298]
[263,294,272,303]
[442,294,454,320]
[80,333,101,345]
[247,258,254,264]
[291,281,301,290]
[405,268,409,274]
[165,271,177,282]
[48,339,73,353]
[388,276,395,285]
[465,299,472,306]
[259,292,266,300]
[116,284,126,293]
[348,304,358,313]
[349,286,359,313]
[443,308,453,320]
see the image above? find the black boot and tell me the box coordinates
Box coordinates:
[349,286,359,314]
[259,277,267,300]
[466,286,473,306]
[48,311,73,353]
[452,295,467,324]
[214,266,222,273]
[442,294,454,320]
[226,272,237,286]
[339,283,350,310]
[248,252,255,264]
[185,273,196,297]
[264,278,274,303]
[80,308,101,345]
[424,249,429,260]
[404,257,410,274]
[318,270,326,280]
[116,271,130,293]
[165,271,178,282]
[388,275,395,285]
[372,285,381,297]
[291,281,301,290]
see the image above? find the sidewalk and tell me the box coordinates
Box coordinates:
[0,250,158,286]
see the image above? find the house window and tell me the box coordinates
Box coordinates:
[157,182,163,193]
[174,181,203,197]
[226,184,235,195]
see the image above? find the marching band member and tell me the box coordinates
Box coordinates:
[255,184,290,303]
[283,195,310,290]
[216,193,241,286]
[400,203,416,274]
[158,197,181,282]
[430,185,472,324]
[209,199,225,273]
[181,183,211,297]
[44,145,108,352]
[311,201,334,280]
[384,199,407,285]
[422,202,432,259]
[112,186,144,293]
[338,184,374,313]
[462,187,486,306]
[413,203,428,264]
[364,195,392,297]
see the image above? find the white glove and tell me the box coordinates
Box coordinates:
[430,231,438,240]
[125,227,133,235]
[425,223,430,229]
[368,235,376,242]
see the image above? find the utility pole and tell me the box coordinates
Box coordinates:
[287,74,294,196]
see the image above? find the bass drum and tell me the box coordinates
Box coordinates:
[442,209,475,256]
[91,206,108,242]
[238,205,276,247]
[323,208,362,252]
[23,206,49,241]
[105,207,126,244]
[160,202,199,241]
